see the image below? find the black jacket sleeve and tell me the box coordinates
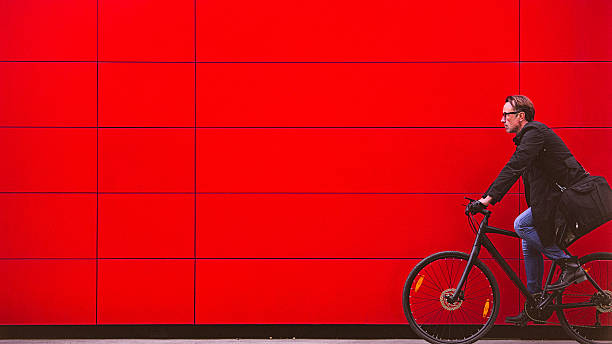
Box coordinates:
[484,127,544,205]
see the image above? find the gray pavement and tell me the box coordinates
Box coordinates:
[0,340,580,344]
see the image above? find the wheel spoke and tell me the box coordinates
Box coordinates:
[403,252,498,343]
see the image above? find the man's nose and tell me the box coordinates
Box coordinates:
[501,116,506,123]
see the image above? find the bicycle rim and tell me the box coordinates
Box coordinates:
[556,252,612,344]
[403,251,499,344]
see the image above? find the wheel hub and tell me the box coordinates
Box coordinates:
[440,288,463,310]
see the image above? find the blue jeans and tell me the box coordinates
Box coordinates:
[514,208,569,294]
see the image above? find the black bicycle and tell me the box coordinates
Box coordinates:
[402,198,611,344]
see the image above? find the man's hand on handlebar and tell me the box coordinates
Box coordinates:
[465,200,488,215]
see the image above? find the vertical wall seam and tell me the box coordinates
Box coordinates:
[95,0,100,325]
[517,0,521,314]
[193,0,197,325]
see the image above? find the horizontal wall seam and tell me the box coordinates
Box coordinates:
[1,127,611,129]
[1,60,611,63]
[0,257,522,261]
[0,192,524,195]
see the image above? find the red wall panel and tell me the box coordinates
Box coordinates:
[98,259,194,324]
[99,0,194,61]
[196,194,520,259]
[99,129,194,192]
[556,129,612,178]
[195,259,417,324]
[520,0,612,61]
[196,63,518,127]
[196,0,517,62]
[196,128,519,193]
[0,0,96,61]
[0,62,97,126]
[520,63,612,127]
[0,260,95,324]
[195,259,519,324]
[0,194,96,258]
[0,129,96,192]
[99,194,194,258]
[99,63,194,127]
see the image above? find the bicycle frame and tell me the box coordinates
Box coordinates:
[449,211,607,311]
[449,211,536,304]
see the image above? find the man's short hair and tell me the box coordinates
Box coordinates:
[505,95,535,122]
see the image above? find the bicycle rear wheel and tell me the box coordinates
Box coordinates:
[403,251,500,344]
[556,252,612,344]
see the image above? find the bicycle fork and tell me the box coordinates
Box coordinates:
[448,229,485,304]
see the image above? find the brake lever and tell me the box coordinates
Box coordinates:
[464,197,476,214]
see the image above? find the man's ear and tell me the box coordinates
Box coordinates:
[519,112,526,122]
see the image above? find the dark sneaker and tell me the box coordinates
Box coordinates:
[547,258,587,291]
[505,311,529,326]
[506,310,547,326]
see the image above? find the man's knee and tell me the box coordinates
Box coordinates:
[514,216,525,231]
[514,209,533,232]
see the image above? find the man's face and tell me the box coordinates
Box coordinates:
[501,102,522,133]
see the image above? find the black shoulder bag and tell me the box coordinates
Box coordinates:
[554,175,612,248]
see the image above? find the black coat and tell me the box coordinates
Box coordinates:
[484,121,588,246]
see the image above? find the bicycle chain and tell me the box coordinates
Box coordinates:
[524,290,612,324]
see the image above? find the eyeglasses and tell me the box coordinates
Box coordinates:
[502,111,521,120]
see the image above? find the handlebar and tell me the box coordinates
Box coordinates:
[464,197,491,216]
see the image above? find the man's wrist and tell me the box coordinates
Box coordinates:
[479,196,493,206]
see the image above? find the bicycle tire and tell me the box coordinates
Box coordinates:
[556,252,612,344]
[403,251,500,344]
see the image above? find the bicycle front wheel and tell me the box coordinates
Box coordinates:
[556,252,612,344]
[403,251,500,344]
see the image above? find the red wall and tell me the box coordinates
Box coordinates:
[0,0,610,325]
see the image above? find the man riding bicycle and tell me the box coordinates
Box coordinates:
[467,95,588,325]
